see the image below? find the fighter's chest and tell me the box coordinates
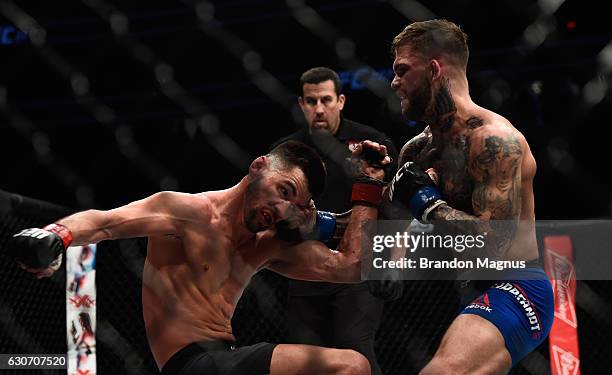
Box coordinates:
[197,242,262,303]
[180,230,261,283]
[232,242,268,276]
[417,136,474,212]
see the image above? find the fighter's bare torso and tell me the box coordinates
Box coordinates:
[400,106,539,261]
[141,191,276,369]
[25,142,384,373]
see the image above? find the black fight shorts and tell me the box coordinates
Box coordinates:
[161,341,277,375]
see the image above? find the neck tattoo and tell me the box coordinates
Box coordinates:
[425,79,456,131]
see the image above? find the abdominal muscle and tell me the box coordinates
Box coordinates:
[142,237,245,369]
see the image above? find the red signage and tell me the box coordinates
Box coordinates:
[544,236,580,375]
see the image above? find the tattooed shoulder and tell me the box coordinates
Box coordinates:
[468,127,523,219]
[466,116,484,129]
[468,126,523,166]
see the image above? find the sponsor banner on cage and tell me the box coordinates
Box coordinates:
[66,244,97,375]
[360,220,612,280]
[544,236,581,375]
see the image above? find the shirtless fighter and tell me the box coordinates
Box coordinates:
[7,140,390,375]
[385,20,554,374]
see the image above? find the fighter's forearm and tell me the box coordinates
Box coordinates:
[330,142,388,278]
[335,205,378,281]
[55,192,180,245]
[330,197,393,241]
[429,203,517,260]
[56,209,121,245]
[429,204,477,221]
[331,210,351,242]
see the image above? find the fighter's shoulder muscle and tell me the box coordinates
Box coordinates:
[152,191,216,224]
[470,116,536,180]
[467,117,527,157]
[465,118,527,181]
[398,126,431,164]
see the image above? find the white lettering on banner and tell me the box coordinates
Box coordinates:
[551,345,580,375]
[549,252,578,328]
[544,236,580,375]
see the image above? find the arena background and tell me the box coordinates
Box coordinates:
[1,0,611,374]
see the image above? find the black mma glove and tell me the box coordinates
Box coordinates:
[7,223,72,269]
[388,162,446,222]
[361,147,394,182]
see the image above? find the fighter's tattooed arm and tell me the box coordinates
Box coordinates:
[398,127,431,165]
[375,131,427,221]
[429,129,523,259]
[466,116,484,129]
[470,134,522,220]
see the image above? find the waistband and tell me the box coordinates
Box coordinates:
[458,258,546,292]
[161,341,234,375]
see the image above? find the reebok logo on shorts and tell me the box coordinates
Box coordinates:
[465,292,492,313]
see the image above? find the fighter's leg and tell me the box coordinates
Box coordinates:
[270,344,370,375]
[287,294,332,346]
[332,284,383,375]
[421,275,554,375]
[420,314,511,375]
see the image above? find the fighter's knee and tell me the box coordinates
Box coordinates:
[420,356,469,375]
[336,349,370,375]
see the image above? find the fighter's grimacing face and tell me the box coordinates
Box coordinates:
[244,167,313,233]
[391,44,435,121]
[299,80,345,135]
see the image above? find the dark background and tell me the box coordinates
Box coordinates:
[1,0,610,219]
[1,1,611,374]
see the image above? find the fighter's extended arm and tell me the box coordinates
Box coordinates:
[57,191,206,244]
[7,191,209,274]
